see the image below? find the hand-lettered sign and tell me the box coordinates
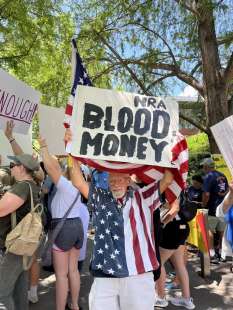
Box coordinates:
[69,86,179,167]
[0,69,41,134]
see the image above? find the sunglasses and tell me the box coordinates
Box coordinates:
[9,162,21,169]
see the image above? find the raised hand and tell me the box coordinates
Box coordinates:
[229,180,233,193]
[64,128,72,143]
[38,136,47,149]
[4,121,14,140]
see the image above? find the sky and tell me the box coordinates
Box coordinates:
[178,85,198,97]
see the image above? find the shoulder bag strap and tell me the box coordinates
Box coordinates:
[42,192,80,255]
[10,181,34,230]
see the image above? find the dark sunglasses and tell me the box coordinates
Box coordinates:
[9,162,21,169]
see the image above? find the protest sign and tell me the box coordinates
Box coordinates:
[69,86,179,167]
[211,115,233,176]
[38,104,66,156]
[0,69,41,134]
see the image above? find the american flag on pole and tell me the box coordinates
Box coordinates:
[64,39,189,202]
[64,39,92,128]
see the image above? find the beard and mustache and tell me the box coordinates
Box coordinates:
[112,189,126,199]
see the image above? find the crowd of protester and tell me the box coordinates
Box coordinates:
[0,121,232,310]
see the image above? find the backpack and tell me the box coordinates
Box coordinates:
[178,189,198,222]
[5,182,44,269]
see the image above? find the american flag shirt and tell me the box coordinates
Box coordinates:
[88,181,162,278]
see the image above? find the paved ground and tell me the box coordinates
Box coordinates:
[31,237,233,310]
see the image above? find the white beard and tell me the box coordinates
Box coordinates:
[112,190,125,199]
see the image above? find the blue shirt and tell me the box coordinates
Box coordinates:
[187,186,203,204]
[203,170,228,216]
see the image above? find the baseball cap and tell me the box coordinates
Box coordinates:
[7,154,40,171]
[200,157,215,168]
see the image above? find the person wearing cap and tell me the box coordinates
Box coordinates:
[4,120,44,304]
[0,154,41,310]
[201,157,229,262]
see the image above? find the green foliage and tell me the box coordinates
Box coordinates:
[187,133,210,176]
[0,0,111,109]
[187,133,210,154]
[0,1,74,107]
[0,0,112,139]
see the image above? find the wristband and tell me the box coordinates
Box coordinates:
[40,145,47,149]
[9,138,15,143]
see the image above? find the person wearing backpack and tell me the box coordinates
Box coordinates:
[0,154,41,310]
[201,157,229,263]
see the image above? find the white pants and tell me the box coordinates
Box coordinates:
[89,272,155,310]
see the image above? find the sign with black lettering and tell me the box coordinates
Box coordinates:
[69,85,179,167]
[0,69,41,134]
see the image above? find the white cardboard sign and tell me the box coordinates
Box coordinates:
[211,115,233,176]
[0,69,41,134]
[38,104,66,156]
[69,86,179,167]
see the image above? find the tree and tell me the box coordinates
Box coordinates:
[0,0,76,107]
[69,0,233,152]
[0,0,112,107]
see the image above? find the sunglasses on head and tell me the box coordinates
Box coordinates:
[9,162,21,169]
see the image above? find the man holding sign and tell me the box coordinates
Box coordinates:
[63,84,180,309]
[64,42,188,309]
[69,154,174,310]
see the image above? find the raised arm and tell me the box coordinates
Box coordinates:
[159,169,174,194]
[4,121,23,155]
[38,137,61,185]
[63,127,90,198]
[70,158,89,199]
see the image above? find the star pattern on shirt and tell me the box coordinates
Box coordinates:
[107,268,115,275]
[97,248,103,254]
[90,186,129,277]
[113,234,119,240]
[107,211,113,217]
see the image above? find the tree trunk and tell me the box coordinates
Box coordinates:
[197,2,229,153]
[207,131,219,154]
